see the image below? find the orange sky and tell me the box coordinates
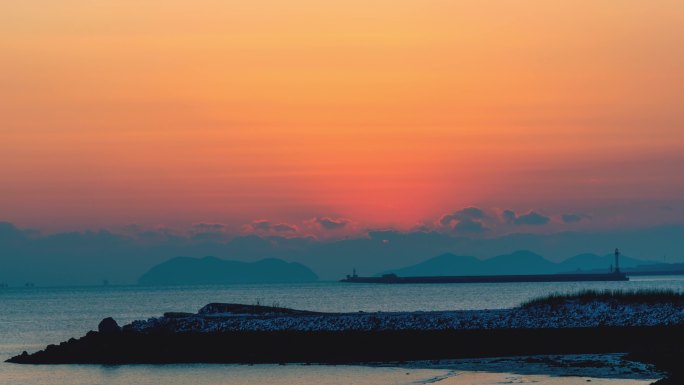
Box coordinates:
[1,0,683,233]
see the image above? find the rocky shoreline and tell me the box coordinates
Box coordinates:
[125,299,684,333]
[7,299,684,383]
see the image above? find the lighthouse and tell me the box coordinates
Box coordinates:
[614,248,621,274]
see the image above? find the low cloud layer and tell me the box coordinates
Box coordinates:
[313,217,350,230]
[440,207,490,233]
[246,220,298,233]
[503,210,550,226]
[192,223,227,232]
[453,218,489,233]
[439,207,486,226]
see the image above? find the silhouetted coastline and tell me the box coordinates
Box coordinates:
[7,292,684,383]
[8,326,684,366]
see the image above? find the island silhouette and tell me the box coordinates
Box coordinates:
[138,257,318,285]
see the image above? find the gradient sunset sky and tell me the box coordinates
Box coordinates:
[2,1,683,236]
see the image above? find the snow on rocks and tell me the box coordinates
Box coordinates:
[122,300,684,334]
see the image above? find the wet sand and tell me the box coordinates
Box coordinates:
[401,354,662,385]
[434,372,655,385]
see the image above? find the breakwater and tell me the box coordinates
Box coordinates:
[8,295,684,365]
[341,272,628,284]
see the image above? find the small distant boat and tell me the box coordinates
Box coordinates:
[341,248,629,284]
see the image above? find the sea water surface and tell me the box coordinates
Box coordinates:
[2,276,681,385]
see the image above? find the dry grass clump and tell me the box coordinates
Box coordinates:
[520,289,684,308]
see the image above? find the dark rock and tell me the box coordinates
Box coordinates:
[98,317,121,333]
[198,303,322,316]
[163,312,194,318]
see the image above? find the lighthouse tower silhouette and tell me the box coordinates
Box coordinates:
[614,248,621,274]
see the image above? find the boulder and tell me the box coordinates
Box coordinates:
[98,317,121,333]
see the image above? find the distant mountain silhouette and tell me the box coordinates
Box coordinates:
[383,253,483,276]
[138,257,318,285]
[383,250,658,277]
[483,251,556,275]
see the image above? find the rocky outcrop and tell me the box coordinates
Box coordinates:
[98,317,121,333]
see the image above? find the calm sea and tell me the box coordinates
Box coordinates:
[2,277,682,385]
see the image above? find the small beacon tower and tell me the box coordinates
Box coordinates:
[614,248,621,274]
